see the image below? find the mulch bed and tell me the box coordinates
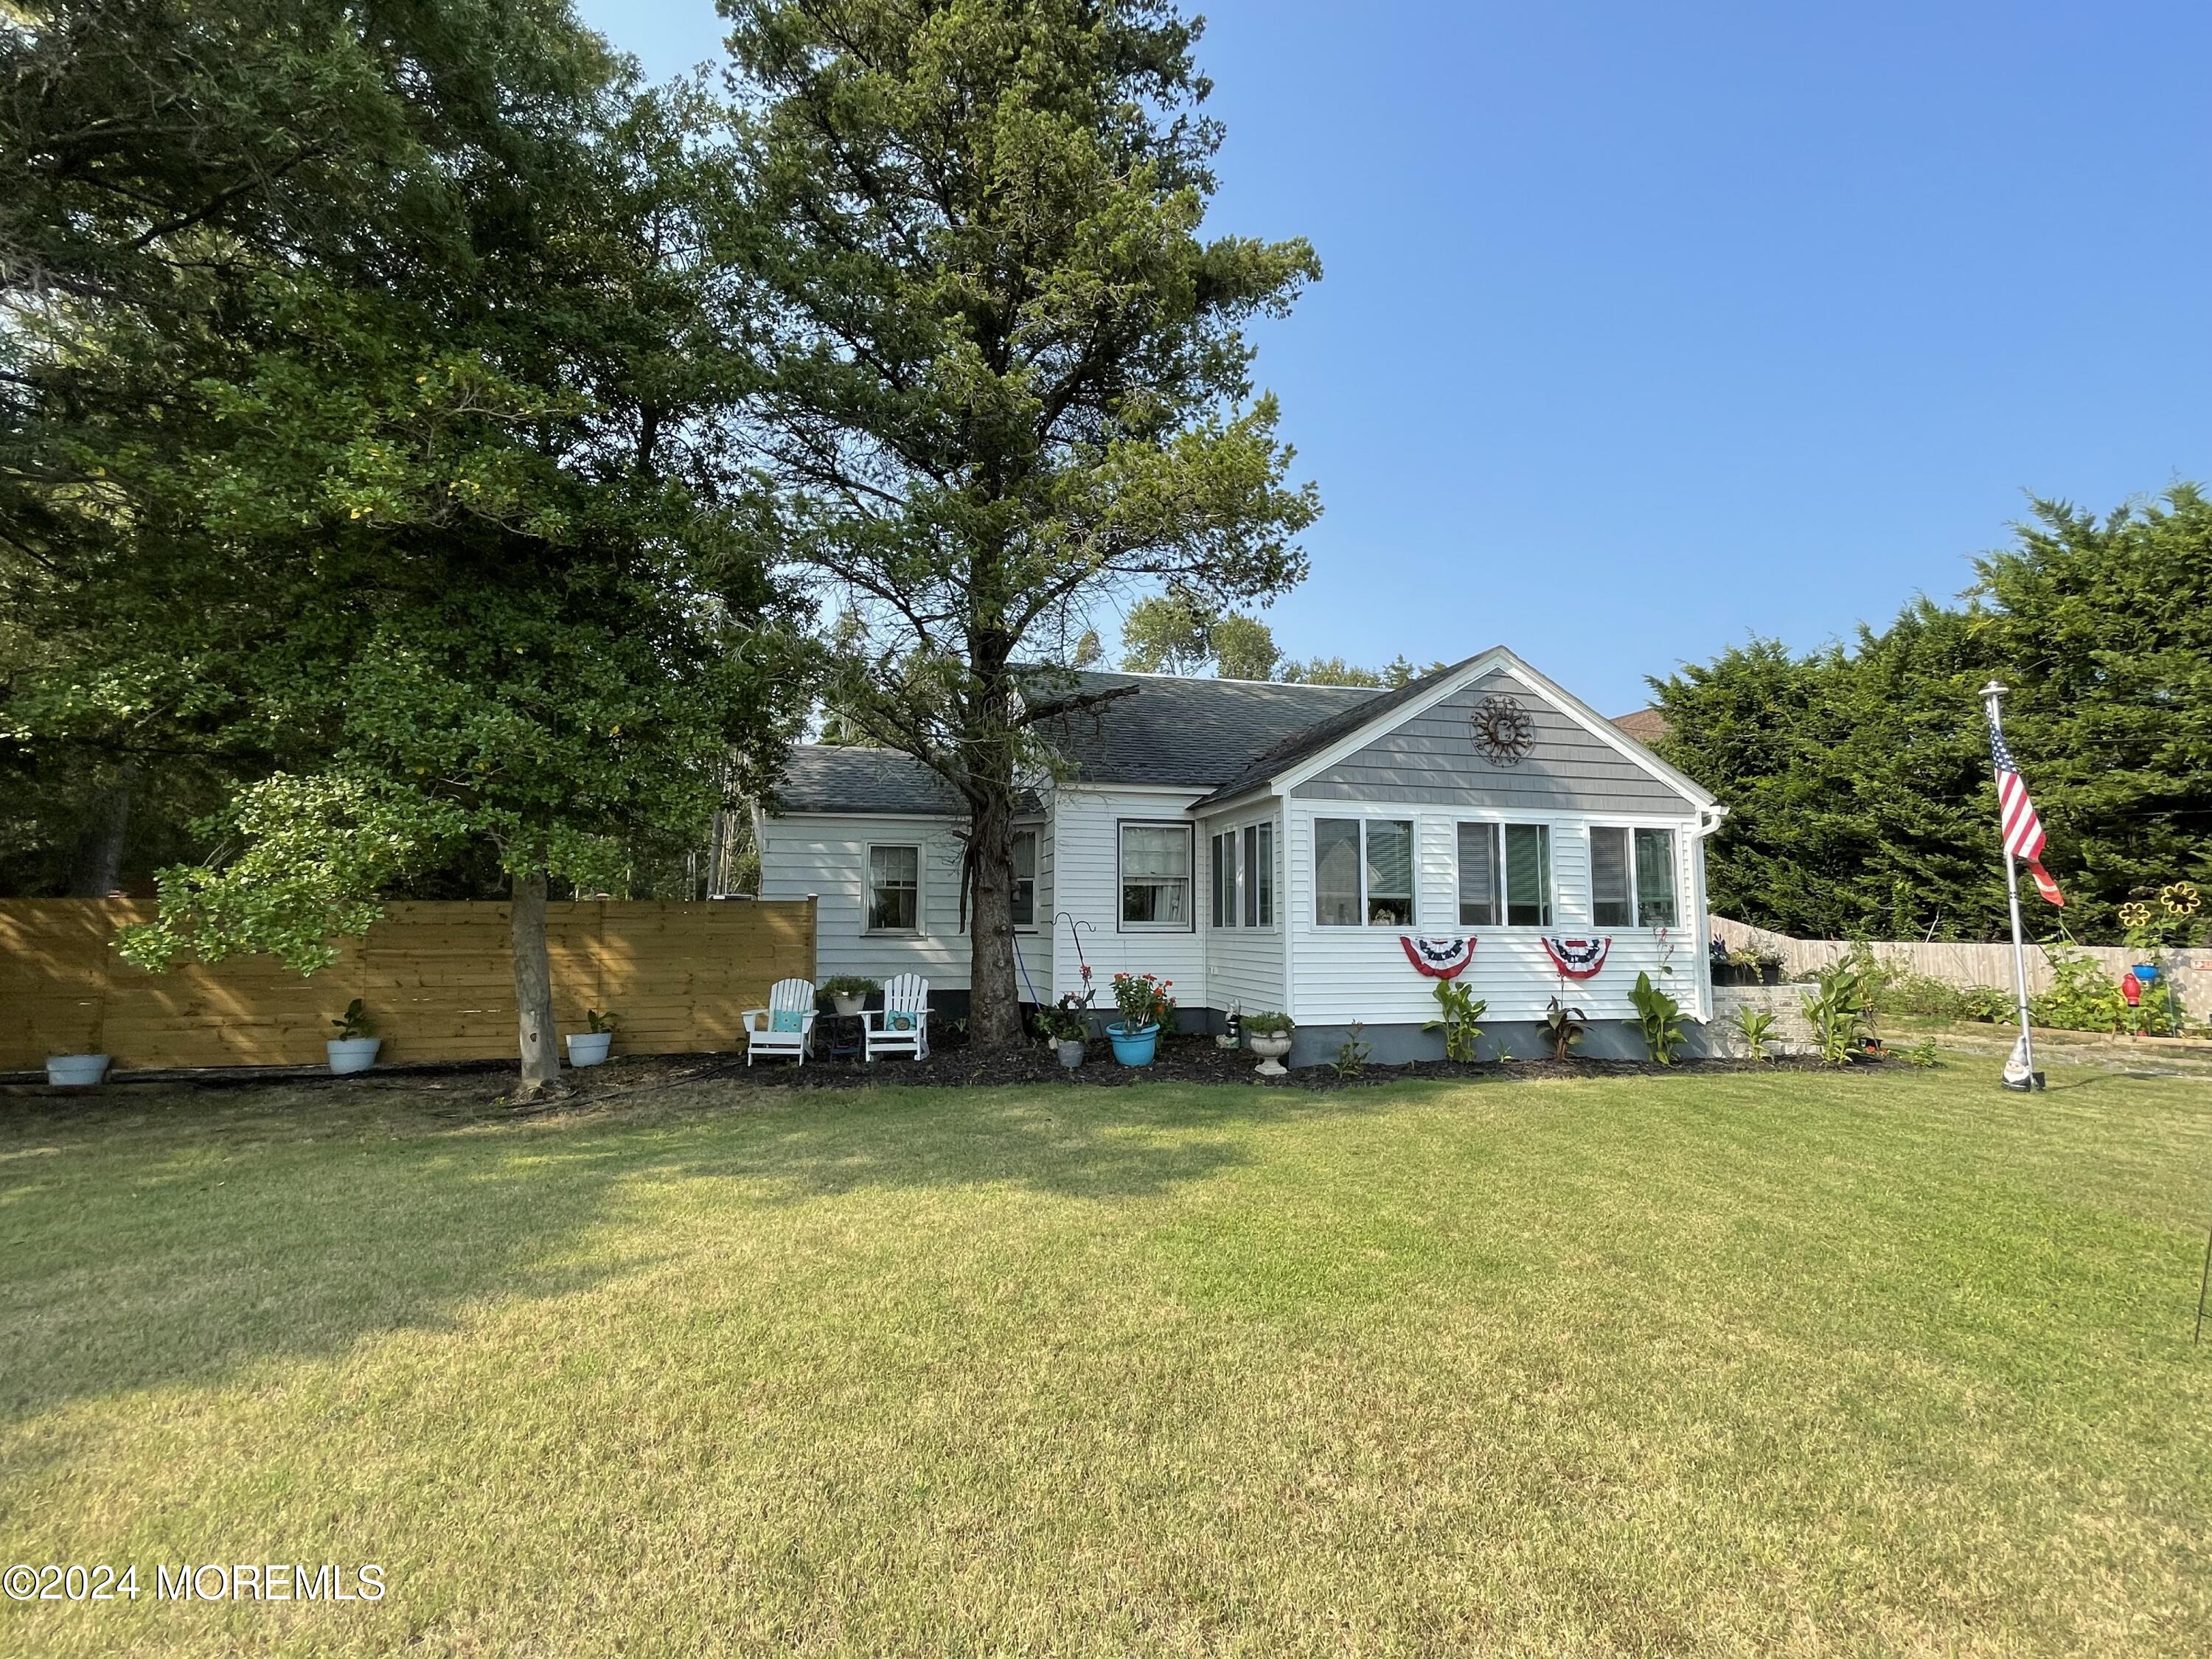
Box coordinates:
[737,1033,1835,1091]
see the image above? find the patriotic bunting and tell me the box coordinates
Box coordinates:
[1399,936,1476,978]
[1541,936,1612,980]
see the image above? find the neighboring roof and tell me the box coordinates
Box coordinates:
[771,746,967,816]
[1610,707,1671,743]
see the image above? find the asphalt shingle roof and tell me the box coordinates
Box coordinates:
[771,671,1381,815]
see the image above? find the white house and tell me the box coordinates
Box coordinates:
[757,646,1726,1066]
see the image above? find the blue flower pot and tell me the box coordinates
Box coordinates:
[1106,1021,1161,1066]
[2131,963,2160,983]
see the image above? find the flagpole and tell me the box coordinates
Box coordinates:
[1980,681,2041,1092]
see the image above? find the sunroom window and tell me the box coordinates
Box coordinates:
[1634,828,1678,927]
[1590,825,1678,928]
[1503,823,1551,928]
[1314,817,1413,926]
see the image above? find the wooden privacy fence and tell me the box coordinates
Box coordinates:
[1708,914,2212,1012]
[0,898,815,1072]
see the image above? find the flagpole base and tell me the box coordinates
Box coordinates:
[2000,1071,2045,1092]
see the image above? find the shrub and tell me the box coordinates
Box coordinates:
[2030,950,2126,1033]
[1242,1010,1294,1037]
[1802,961,1874,1067]
[1629,972,1686,1065]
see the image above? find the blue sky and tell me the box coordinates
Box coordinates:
[577,0,2211,714]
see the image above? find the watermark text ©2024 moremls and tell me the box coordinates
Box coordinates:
[5,1563,385,1604]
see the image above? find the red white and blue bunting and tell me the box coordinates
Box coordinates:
[1542,936,1613,980]
[1399,936,1476,979]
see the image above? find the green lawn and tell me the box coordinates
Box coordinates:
[4,1061,2210,1655]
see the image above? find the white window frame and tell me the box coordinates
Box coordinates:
[864,841,923,936]
[1118,820,1194,933]
[1590,823,1681,930]
[1011,826,1039,932]
[1210,816,1279,932]
[1451,817,1553,929]
[1312,815,1416,928]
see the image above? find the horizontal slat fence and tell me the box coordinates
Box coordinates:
[1709,914,2210,1012]
[0,898,815,1072]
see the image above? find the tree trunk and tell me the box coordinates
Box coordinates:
[67,761,135,897]
[510,869,564,1098]
[967,789,1024,1050]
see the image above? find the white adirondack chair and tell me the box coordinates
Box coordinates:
[863,973,931,1062]
[743,978,818,1066]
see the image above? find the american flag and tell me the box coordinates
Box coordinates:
[1989,720,2065,906]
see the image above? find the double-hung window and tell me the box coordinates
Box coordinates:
[1458,821,1551,927]
[1120,823,1192,930]
[1011,828,1037,928]
[1313,817,1414,926]
[866,844,920,933]
[1211,822,1277,929]
[1591,826,1678,928]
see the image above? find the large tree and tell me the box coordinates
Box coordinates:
[3,1,809,1093]
[720,0,1319,1048]
[1652,487,2212,944]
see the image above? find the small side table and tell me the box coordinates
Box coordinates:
[819,1012,866,1062]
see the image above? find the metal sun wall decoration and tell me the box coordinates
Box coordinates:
[1470,694,1535,766]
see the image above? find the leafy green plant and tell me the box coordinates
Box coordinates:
[585,1008,617,1036]
[1731,1004,1777,1062]
[1801,961,1873,1067]
[1332,1022,1370,1079]
[331,998,373,1041]
[1540,996,1587,1061]
[818,975,878,1001]
[1038,994,1093,1043]
[1904,1037,1940,1068]
[2029,949,2126,1034]
[1242,1010,1294,1037]
[1628,972,1686,1065]
[1421,979,1486,1062]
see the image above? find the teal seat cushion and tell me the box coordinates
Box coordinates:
[888,1012,915,1032]
[770,1009,806,1033]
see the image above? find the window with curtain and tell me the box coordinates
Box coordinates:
[1503,823,1551,927]
[1011,829,1037,928]
[1456,822,1500,926]
[1256,823,1274,926]
[1365,818,1414,925]
[1590,827,1632,927]
[1314,818,1361,926]
[866,844,919,932]
[1634,827,1678,926]
[1120,823,1192,928]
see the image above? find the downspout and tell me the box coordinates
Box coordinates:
[1688,804,1730,1021]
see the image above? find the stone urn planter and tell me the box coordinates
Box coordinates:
[1106,1021,1160,1066]
[45,1053,111,1088]
[1056,1037,1088,1070]
[566,1031,613,1068]
[830,993,866,1018]
[325,1037,381,1076]
[1248,1033,1293,1077]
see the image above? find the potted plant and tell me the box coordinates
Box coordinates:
[1106,971,1172,1066]
[1040,993,1093,1069]
[820,975,877,1018]
[1756,950,1786,987]
[45,1052,111,1088]
[326,998,381,1075]
[567,1008,616,1068]
[1244,1010,1295,1076]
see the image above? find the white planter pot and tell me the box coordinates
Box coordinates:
[1248,1034,1293,1077]
[566,1031,613,1068]
[831,995,866,1018]
[1056,1037,1088,1069]
[46,1053,110,1088]
[326,1037,381,1076]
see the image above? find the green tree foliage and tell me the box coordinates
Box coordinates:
[1119,594,1280,679]
[1654,488,2212,943]
[2,1,808,1091]
[724,0,1320,1047]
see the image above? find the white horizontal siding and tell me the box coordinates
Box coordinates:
[1200,803,1287,1017]
[1284,799,1710,1025]
[758,811,1054,995]
[1050,788,1208,1012]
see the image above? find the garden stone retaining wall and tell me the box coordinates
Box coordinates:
[1691,986,1817,1060]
